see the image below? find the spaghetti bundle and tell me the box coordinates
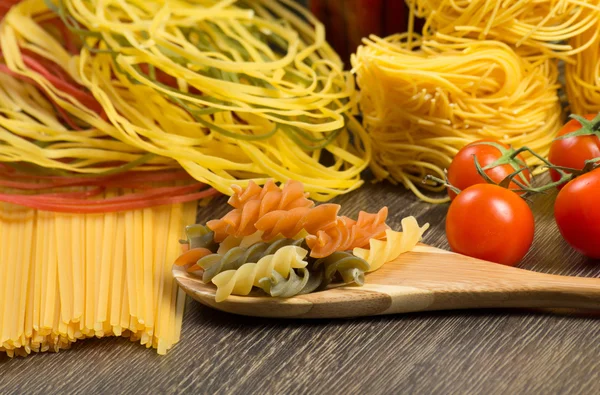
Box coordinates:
[566,21,600,115]
[407,0,600,62]
[0,0,370,201]
[0,198,197,357]
[351,34,562,203]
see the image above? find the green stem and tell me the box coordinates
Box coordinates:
[424,174,461,196]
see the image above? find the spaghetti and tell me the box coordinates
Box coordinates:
[0,197,196,357]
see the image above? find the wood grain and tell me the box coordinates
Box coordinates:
[1,181,600,395]
[175,243,600,318]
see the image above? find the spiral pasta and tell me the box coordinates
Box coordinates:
[198,238,304,283]
[216,231,269,255]
[254,204,340,240]
[313,252,370,287]
[211,245,308,302]
[305,207,389,258]
[566,20,600,115]
[207,180,314,241]
[407,0,600,62]
[184,224,218,252]
[354,217,430,272]
[258,267,321,297]
[0,0,371,201]
[351,34,563,203]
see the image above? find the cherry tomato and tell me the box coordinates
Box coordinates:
[554,168,600,259]
[548,114,600,188]
[446,184,535,266]
[447,140,531,200]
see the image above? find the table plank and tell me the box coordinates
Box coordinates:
[1,182,599,395]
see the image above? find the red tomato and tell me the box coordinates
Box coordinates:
[548,114,600,188]
[447,140,531,200]
[554,168,600,259]
[446,184,535,266]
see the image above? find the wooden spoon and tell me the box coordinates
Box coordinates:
[173,244,600,319]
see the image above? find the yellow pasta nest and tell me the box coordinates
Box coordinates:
[407,0,600,62]
[566,21,600,115]
[351,34,563,203]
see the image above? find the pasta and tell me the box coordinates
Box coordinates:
[0,196,197,357]
[211,245,308,302]
[208,180,392,257]
[566,20,600,115]
[313,252,370,287]
[254,204,340,240]
[407,0,600,62]
[183,224,218,252]
[0,0,371,201]
[196,238,304,283]
[305,207,389,258]
[354,217,430,272]
[178,180,430,302]
[258,267,322,297]
[207,180,314,241]
[351,34,563,203]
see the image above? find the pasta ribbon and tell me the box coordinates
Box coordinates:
[353,217,430,272]
[0,0,371,201]
[566,21,600,115]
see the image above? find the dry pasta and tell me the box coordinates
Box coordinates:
[354,217,430,272]
[305,207,389,258]
[566,20,600,115]
[0,0,371,201]
[351,34,563,203]
[207,180,392,258]
[407,0,600,62]
[0,195,196,357]
[176,179,430,302]
[211,245,308,302]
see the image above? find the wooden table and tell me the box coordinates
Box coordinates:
[2,182,599,394]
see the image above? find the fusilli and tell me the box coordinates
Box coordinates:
[306,207,389,258]
[211,245,309,302]
[184,224,218,252]
[254,204,340,240]
[354,217,430,272]
[313,252,370,288]
[199,238,305,283]
[208,180,314,241]
[258,268,322,298]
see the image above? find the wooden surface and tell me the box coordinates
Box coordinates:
[2,182,600,394]
[176,243,600,318]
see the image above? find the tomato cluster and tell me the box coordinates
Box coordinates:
[443,114,600,265]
